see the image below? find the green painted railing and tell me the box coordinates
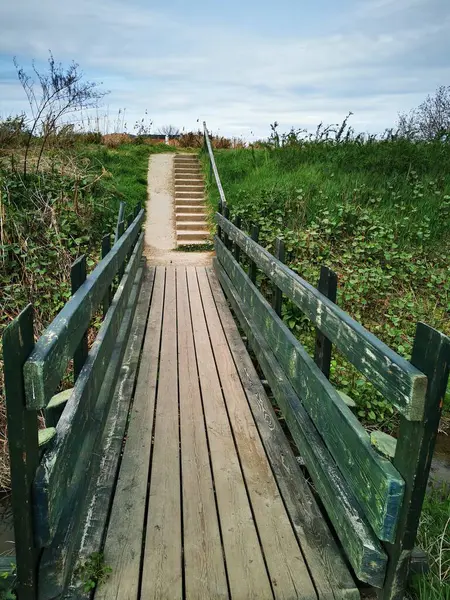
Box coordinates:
[2,205,145,600]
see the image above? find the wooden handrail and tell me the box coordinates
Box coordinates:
[203,121,228,210]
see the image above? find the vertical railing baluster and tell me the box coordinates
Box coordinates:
[233,216,242,262]
[272,237,285,317]
[249,224,259,285]
[223,205,232,250]
[314,266,337,379]
[118,221,125,279]
[3,305,39,600]
[102,234,112,318]
[217,199,223,241]
[71,255,88,382]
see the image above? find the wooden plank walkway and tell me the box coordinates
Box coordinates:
[96,266,357,600]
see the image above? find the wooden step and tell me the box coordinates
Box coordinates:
[176,212,207,221]
[175,184,204,193]
[175,191,204,199]
[176,221,208,231]
[174,156,199,164]
[174,169,202,177]
[177,230,210,242]
[174,178,204,185]
[175,204,206,212]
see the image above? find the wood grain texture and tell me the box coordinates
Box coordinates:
[141,267,183,600]
[187,267,273,600]
[207,266,359,600]
[69,264,155,600]
[216,238,404,543]
[177,267,228,600]
[314,266,337,380]
[38,261,146,600]
[215,259,387,588]
[198,267,317,600]
[216,214,427,421]
[95,266,164,600]
[24,209,144,409]
[33,234,144,547]
[2,305,39,600]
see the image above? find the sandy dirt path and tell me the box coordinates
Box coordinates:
[144,153,213,266]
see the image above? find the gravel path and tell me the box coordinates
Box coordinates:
[144,153,213,266]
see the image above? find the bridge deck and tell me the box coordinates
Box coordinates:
[95,266,355,600]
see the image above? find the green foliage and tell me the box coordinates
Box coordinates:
[409,484,450,599]
[75,552,112,592]
[205,141,450,428]
[0,562,16,599]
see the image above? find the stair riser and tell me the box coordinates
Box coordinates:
[175,204,206,212]
[176,222,208,231]
[175,185,204,193]
[176,213,207,221]
[174,159,199,165]
[177,232,210,242]
[174,170,202,177]
[175,193,204,200]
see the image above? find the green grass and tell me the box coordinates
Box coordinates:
[82,143,176,212]
[409,484,450,599]
[204,142,450,426]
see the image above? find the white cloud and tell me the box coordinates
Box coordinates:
[0,0,449,138]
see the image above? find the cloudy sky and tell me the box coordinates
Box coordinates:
[1,0,449,139]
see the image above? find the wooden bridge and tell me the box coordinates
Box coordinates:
[2,126,450,600]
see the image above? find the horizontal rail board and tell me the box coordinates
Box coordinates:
[216,238,404,542]
[24,210,144,409]
[33,234,144,546]
[37,263,151,600]
[214,258,387,587]
[216,213,427,421]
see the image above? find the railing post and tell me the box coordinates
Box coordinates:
[101,234,112,318]
[233,216,242,262]
[71,255,88,382]
[3,305,39,600]
[223,205,232,250]
[249,224,259,285]
[217,199,223,241]
[272,237,285,317]
[380,323,450,600]
[118,221,125,279]
[115,201,125,243]
[314,266,338,379]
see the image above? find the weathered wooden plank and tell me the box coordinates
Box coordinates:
[2,305,39,600]
[141,267,182,600]
[38,260,146,600]
[101,233,112,318]
[33,233,144,547]
[94,266,164,600]
[215,259,387,588]
[71,255,88,382]
[24,209,144,409]
[314,266,337,379]
[380,324,450,600]
[249,224,259,285]
[69,264,154,600]
[272,238,285,317]
[216,214,427,421]
[233,216,242,262]
[216,237,404,542]
[187,267,273,599]
[207,266,359,600]
[177,267,228,600]
[371,431,396,459]
[198,267,318,599]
